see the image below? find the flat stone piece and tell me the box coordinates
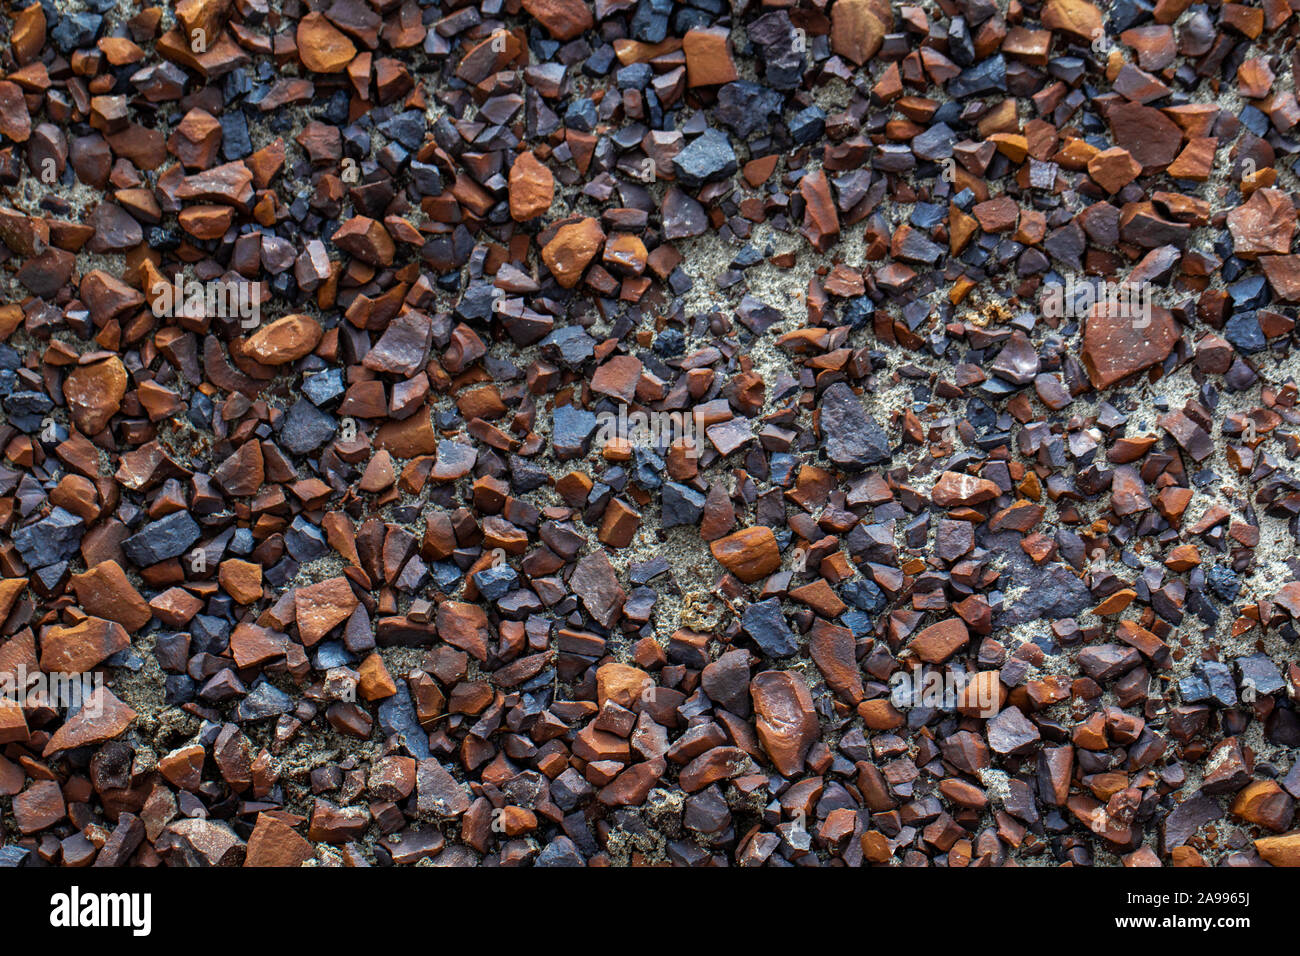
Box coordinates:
[541,217,604,288]
[122,511,202,567]
[710,526,780,583]
[63,356,127,434]
[298,11,356,73]
[39,616,130,673]
[1081,303,1177,388]
[245,314,322,365]
[987,706,1041,755]
[750,669,818,776]
[295,576,359,645]
[43,687,137,756]
[417,758,471,816]
[741,597,798,657]
[570,551,625,627]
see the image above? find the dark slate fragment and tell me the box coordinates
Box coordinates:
[279,398,337,455]
[13,507,84,569]
[948,16,975,65]
[122,511,202,567]
[661,187,708,240]
[1178,674,1211,704]
[662,482,706,527]
[1196,660,1238,707]
[1224,312,1265,353]
[473,563,517,601]
[1110,0,1155,31]
[51,12,102,53]
[948,55,1006,98]
[714,82,784,139]
[377,681,433,760]
[536,835,585,866]
[284,516,328,562]
[302,368,346,407]
[617,64,652,90]
[747,10,804,89]
[987,706,1040,754]
[912,122,956,161]
[4,391,54,431]
[1161,794,1221,850]
[998,561,1093,627]
[1206,564,1240,602]
[1237,653,1285,697]
[552,403,598,458]
[1044,223,1086,270]
[409,160,443,196]
[788,106,826,145]
[741,597,798,657]
[378,111,427,150]
[630,0,672,43]
[164,675,195,705]
[894,228,945,265]
[220,111,252,160]
[541,325,596,367]
[842,578,887,615]
[820,382,891,468]
[672,129,738,189]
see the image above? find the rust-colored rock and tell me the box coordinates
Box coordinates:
[910,619,971,663]
[213,440,264,497]
[831,0,893,66]
[710,526,781,583]
[541,218,604,288]
[219,559,263,605]
[683,27,737,87]
[1227,188,1296,258]
[597,661,651,708]
[297,12,356,73]
[750,670,818,777]
[70,561,151,631]
[520,0,593,40]
[295,576,359,645]
[1106,101,1184,170]
[0,82,32,143]
[245,814,314,867]
[1231,781,1295,832]
[436,600,491,661]
[1087,147,1142,194]
[12,3,45,65]
[800,170,840,253]
[39,617,130,673]
[43,687,137,756]
[1255,832,1300,867]
[332,216,395,266]
[176,0,231,42]
[508,151,554,221]
[1042,0,1103,40]
[0,577,27,626]
[63,356,128,435]
[13,780,65,834]
[931,471,1000,507]
[1081,302,1178,388]
[245,314,322,365]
